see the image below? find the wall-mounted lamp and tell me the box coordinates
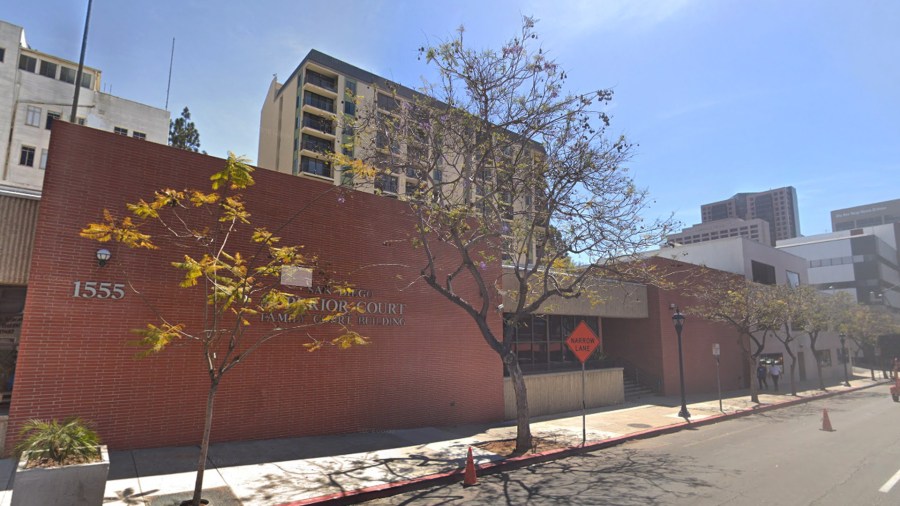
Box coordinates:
[96,248,111,267]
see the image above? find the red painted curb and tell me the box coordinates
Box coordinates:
[277,381,887,505]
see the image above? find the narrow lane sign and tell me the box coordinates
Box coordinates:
[566,321,601,364]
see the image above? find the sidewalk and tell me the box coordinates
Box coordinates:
[0,373,889,505]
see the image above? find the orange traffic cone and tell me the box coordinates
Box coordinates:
[821,408,834,432]
[463,447,477,486]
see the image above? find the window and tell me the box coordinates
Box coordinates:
[405,181,422,198]
[344,80,357,116]
[504,314,601,374]
[46,111,60,130]
[19,146,36,167]
[59,66,76,84]
[80,73,92,89]
[786,271,801,288]
[341,125,354,157]
[76,117,86,125]
[815,349,832,367]
[377,93,399,113]
[751,260,776,285]
[19,54,37,72]
[304,69,337,91]
[39,60,57,78]
[39,149,48,170]
[25,106,41,127]
[132,131,146,140]
[303,91,334,113]
[114,127,128,136]
[376,131,400,154]
[375,173,399,194]
[300,156,331,178]
[0,47,5,63]
[340,169,354,187]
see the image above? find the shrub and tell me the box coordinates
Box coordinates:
[14,418,101,467]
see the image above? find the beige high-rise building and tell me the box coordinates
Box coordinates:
[700,186,801,244]
[259,50,443,198]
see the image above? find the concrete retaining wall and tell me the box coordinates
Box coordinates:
[504,367,624,419]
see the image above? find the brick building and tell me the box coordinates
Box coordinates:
[7,123,506,451]
[6,124,759,451]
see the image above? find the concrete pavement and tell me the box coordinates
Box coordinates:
[0,372,888,505]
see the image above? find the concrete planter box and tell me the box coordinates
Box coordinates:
[11,445,109,506]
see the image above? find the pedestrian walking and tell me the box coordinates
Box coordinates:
[770,362,782,391]
[756,362,769,390]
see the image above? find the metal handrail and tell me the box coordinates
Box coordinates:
[613,357,662,394]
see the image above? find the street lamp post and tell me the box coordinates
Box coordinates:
[672,307,691,420]
[840,334,851,387]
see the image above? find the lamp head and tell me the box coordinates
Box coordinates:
[96,248,111,267]
[671,307,685,331]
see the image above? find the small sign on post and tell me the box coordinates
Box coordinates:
[566,321,601,445]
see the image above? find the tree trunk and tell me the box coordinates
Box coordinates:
[191,380,219,506]
[748,354,759,404]
[866,344,876,380]
[789,361,796,396]
[505,352,532,453]
[785,345,797,396]
[809,342,826,390]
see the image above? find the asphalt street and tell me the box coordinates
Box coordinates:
[366,384,900,505]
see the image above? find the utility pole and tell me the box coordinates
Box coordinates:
[70,0,93,123]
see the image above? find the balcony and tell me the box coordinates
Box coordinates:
[300,156,332,179]
[305,68,337,93]
[301,113,335,137]
[302,91,335,114]
[300,133,334,156]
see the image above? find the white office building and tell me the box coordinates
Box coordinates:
[0,19,169,191]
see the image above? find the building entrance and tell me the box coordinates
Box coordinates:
[0,285,24,405]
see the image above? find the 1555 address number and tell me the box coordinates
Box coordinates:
[72,281,126,300]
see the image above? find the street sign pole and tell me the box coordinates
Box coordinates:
[581,360,586,446]
[565,321,601,448]
[713,343,722,412]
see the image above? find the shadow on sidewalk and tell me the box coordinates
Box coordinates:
[372,447,737,506]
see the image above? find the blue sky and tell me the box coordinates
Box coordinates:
[6,1,899,236]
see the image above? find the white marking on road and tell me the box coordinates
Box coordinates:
[879,467,900,493]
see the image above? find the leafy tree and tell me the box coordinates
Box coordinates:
[169,106,202,152]
[767,284,800,395]
[837,302,899,380]
[693,276,778,403]
[81,154,367,506]
[793,287,853,390]
[335,19,673,452]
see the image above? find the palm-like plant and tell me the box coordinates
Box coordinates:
[15,418,101,466]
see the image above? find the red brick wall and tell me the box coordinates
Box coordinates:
[8,123,505,451]
[604,259,748,396]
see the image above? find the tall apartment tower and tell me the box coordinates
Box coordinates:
[700,186,801,243]
[259,50,456,199]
